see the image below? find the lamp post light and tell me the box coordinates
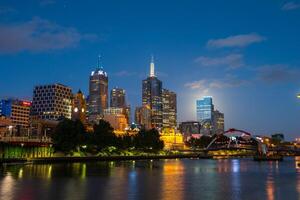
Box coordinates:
[297,94,300,99]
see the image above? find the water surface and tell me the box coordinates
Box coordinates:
[0,157,300,200]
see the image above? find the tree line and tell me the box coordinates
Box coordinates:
[51,119,164,154]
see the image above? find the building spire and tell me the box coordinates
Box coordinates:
[150,55,155,77]
[97,54,102,70]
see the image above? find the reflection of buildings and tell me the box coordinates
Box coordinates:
[88,58,108,123]
[162,89,177,128]
[142,57,163,128]
[179,121,201,141]
[31,84,73,120]
[72,90,87,124]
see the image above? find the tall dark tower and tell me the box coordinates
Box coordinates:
[88,56,108,123]
[142,56,163,128]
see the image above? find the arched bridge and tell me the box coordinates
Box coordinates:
[206,128,258,151]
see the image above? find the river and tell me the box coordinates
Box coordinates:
[0,157,300,200]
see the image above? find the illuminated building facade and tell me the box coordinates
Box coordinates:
[196,96,214,122]
[110,87,126,108]
[212,110,224,134]
[0,115,12,136]
[88,58,108,123]
[72,90,87,124]
[103,107,128,131]
[160,127,184,150]
[142,57,163,128]
[0,99,31,128]
[162,88,177,128]
[179,121,201,141]
[134,105,152,130]
[31,84,72,120]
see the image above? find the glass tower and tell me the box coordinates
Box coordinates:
[196,96,214,122]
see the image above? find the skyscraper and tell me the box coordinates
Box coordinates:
[110,87,126,108]
[142,56,163,128]
[162,88,177,128]
[88,57,108,123]
[196,96,214,122]
[31,84,72,120]
[212,110,224,134]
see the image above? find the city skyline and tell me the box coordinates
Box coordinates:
[1,1,300,139]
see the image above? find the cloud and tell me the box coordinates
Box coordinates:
[207,33,266,49]
[257,65,300,83]
[185,76,248,91]
[282,2,300,10]
[0,17,97,53]
[195,54,244,69]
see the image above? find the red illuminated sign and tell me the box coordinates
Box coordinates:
[21,101,32,107]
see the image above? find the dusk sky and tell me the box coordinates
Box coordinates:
[0,0,300,139]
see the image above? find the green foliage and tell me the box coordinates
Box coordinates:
[187,135,213,149]
[51,119,87,153]
[92,119,117,150]
[135,128,164,151]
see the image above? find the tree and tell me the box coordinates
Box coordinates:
[92,119,117,149]
[51,119,86,153]
[135,128,164,151]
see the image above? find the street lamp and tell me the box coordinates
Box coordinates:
[297,93,300,99]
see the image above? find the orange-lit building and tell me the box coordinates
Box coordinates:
[103,108,128,131]
[72,90,87,124]
[160,127,184,150]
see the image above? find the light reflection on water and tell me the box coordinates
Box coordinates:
[0,157,299,200]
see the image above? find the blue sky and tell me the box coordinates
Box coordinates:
[0,0,300,139]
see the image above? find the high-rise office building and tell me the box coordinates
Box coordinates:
[0,99,31,128]
[88,57,108,122]
[134,105,152,130]
[162,88,177,128]
[212,110,224,134]
[142,56,163,128]
[31,83,72,120]
[72,90,87,124]
[110,87,126,108]
[196,96,214,122]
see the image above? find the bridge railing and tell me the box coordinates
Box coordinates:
[0,136,52,143]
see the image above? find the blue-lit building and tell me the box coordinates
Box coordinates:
[196,96,214,122]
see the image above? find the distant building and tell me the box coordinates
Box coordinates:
[134,105,152,130]
[31,83,72,120]
[196,96,214,122]
[162,89,177,128]
[88,57,108,123]
[72,90,87,124]
[271,133,285,142]
[110,87,126,108]
[0,99,31,128]
[213,110,224,134]
[142,56,163,128]
[179,121,201,141]
[0,115,12,137]
[103,107,128,131]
